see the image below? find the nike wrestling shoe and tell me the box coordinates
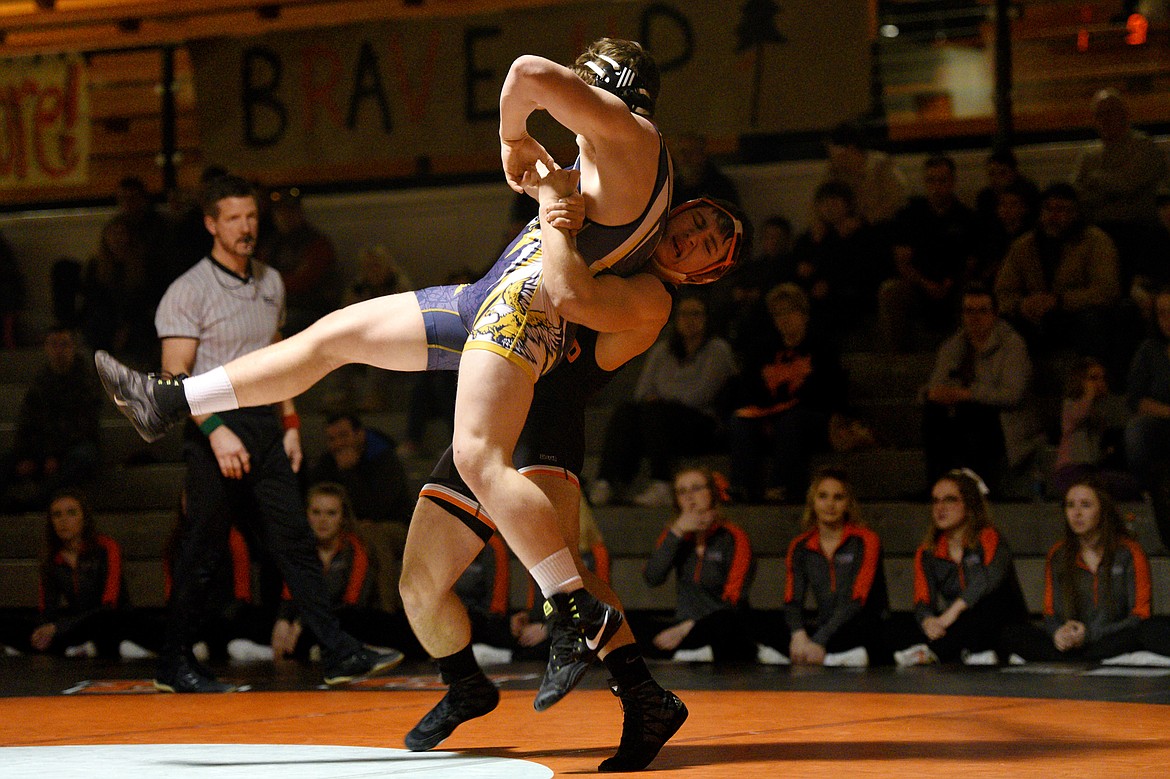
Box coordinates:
[405,670,500,751]
[95,350,188,443]
[598,679,688,772]
[533,588,624,712]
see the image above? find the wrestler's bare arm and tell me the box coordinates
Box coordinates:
[499,55,659,222]
[499,56,644,148]
[538,169,670,343]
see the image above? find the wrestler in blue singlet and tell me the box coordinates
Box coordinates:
[414,132,672,374]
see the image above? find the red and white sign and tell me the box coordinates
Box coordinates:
[0,54,89,189]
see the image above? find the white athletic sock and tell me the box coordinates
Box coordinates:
[184,367,241,415]
[531,548,583,598]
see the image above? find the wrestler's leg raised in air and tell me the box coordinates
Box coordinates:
[222,293,428,409]
[95,292,428,441]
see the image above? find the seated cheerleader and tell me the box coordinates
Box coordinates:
[892,468,1029,665]
[640,466,756,664]
[1003,480,1170,663]
[26,490,154,658]
[769,467,891,666]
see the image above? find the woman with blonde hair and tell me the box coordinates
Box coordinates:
[769,468,890,666]
[271,482,413,663]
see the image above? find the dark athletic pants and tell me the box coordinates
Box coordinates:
[166,408,360,666]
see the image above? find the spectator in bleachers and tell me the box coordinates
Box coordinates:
[271,483,415,661]
[162,488,272,664]
[639,466,755,663]
[1125,287,1170,550]
[309,412,414,616]
[708,214,793,343]
[50,255,84,330]
[972,179,1038,288]
[1,326,102,512]
[0,229,23,349]
[113,177,171,362]
[80,216,149,357]
[790,180,888,341]
[260,186,343,335]
[157,166,227,282]
[921,284,1043,494]
[728,283,846,504]
[346,244,412,306]
[1053,356,1140,499]
[891,469,1029,666]
[161,182,214,282]
[1075,89,1169,292]
[878,155,980,353]
[995,183,1122,370]
[25,490,152,658]
[669,132,740,208]
[974,148,1038,237]
[589,295,738,508]
[1130,190,1170,325]
[309,412,413,527]
[768,467,891,667]
[114,176,168,261]
[822,120,907,228]
[1004,480,1170,664]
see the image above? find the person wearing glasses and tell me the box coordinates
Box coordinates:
[640,466,756,664]
[892,469,1029,666]
[921,283,1043,496]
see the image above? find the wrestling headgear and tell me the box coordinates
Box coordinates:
[582,53,655,117]
[651,198,745,286]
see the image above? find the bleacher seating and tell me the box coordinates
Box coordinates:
[3,338,1168,628]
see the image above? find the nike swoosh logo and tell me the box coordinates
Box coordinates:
[114,397,128,407]
[585,611,609,651]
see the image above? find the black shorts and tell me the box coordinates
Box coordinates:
[420,446,580,542]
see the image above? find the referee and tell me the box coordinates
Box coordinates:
[151,173,401,692]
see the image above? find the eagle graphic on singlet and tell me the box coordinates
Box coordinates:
[457,132,673,378]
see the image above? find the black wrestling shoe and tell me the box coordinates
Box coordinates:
[94,350,186,443]
[323,646,404,686]
[598,679,688,772]
[533,589,624,712]
[404,671,500,751]
[154,656,238,693]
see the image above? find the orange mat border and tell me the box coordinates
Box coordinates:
[3,687,1170,776]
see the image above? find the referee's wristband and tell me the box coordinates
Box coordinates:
[282,412,301,431]
[198,414,224,436]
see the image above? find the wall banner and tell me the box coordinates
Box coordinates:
[0,54,89,189]
[190,1,869,177]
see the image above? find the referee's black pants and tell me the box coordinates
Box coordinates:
[164,408,362,667]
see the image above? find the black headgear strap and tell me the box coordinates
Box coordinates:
[583,54,654,117]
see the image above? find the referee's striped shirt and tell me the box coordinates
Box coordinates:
[155,257,286,377]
